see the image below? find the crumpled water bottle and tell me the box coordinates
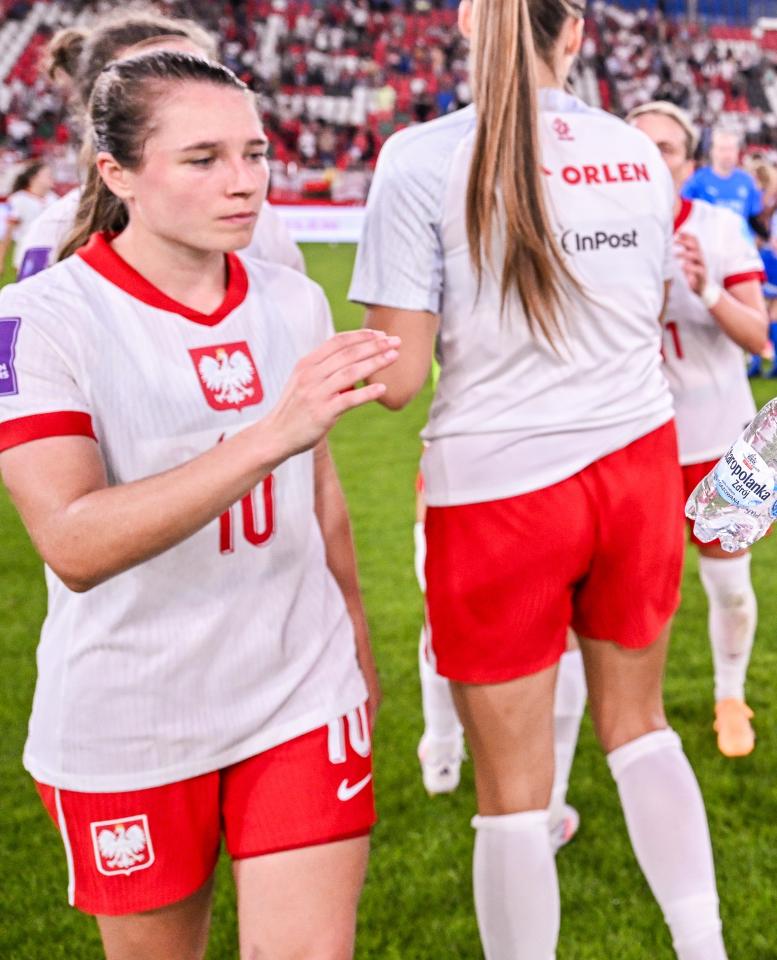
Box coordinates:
[686,398,777,552]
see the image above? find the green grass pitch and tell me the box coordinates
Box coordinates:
[1,243,776,958]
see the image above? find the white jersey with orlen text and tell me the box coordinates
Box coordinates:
[663,198,764,465]
[16,187,305,279]
[349,89,676,506]
[0,236,364,792]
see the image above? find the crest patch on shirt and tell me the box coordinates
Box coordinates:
[90,814,155,877]
[0,318,21,396]
[189,340,263,411]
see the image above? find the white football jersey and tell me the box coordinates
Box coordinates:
[664,199,763,465]
[0,235,365,791]
[350,89,676,506]
[16,187,305,279]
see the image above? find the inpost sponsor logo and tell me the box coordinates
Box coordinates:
[560,228,638,254]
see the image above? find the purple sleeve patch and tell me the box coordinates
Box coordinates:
[0,318,21,396]
[17,247,52,281]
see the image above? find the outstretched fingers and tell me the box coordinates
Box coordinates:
[308,329,397,369]
[317,331,401,383]
[328,345,400,396]
[334,381,389,413]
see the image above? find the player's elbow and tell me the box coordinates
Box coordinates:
[43,549,105,594]
[55,563,102,594]
[749,332,769,355]
[62,575,97,594]
[368,370,425,411]
[747,317,770,355]
[377,388,414,411]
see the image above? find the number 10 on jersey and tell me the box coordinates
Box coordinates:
[219,475,275,553]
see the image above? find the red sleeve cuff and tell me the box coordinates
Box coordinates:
[723,270,766,289]
[0,411,96,453]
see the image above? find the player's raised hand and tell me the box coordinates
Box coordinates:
[267,329,400,456]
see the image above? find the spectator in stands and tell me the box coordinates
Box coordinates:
[682,128,767,239]
[7,115,33,154]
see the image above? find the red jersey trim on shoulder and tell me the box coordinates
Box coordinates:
[674,198,693,232]
[723,270,767,290]
[0,411,96,453]
[76,233,248,327]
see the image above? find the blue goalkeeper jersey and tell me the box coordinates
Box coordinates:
[681,166,762,224]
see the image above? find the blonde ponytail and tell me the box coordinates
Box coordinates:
[467,0,579,344]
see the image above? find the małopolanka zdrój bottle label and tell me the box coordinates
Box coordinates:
[713,437,775,513]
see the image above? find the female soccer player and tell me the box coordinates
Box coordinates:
[6,160,56,274]
[629,101,768,757]
[16,8,304,280]
[0,51,398,960]
[350,1,728,957]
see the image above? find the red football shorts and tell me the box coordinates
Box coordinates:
[682,459,720,547]
[425,421,685,683]
[35,705,375,916]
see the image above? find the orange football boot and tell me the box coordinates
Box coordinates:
[713,699,755,757]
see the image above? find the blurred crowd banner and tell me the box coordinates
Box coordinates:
[622,0,777,22]
[274,203,366,243]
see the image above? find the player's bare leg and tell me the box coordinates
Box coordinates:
[697,542,756,757]
[96,874,214,960]
[580,626,727,960]
[450,665,560,959]
[234,835,369,960]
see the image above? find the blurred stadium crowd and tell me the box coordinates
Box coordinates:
[5,0,777,201]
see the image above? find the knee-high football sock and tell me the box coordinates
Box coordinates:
[608,729,727,960]
[418,625,461,740]
[548,648,586,831]
[472,810,560,960]
[698,553,756,703]
[414,520,427,593]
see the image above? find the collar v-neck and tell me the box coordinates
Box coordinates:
[77,232,248,326]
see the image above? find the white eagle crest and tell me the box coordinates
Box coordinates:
[198,348,255,406]
[97,823,148,870]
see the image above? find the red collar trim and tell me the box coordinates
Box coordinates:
[76,233,248,327]
[674,197,693,233]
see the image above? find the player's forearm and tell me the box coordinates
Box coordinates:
[709,293,768,354]
[37,421,286,592]
[362,306,437,410]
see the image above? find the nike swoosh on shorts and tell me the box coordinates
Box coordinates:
[337,773,372,802]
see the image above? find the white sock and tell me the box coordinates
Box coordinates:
[608,729,727,960]
[548,649,586,831]
[414,521,427,592]
[472,810,559,960]
[419,626,461,741]
[698,553,756,702]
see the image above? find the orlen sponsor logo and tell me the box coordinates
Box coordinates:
[560,228,638,254]
[557,163,650,185]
